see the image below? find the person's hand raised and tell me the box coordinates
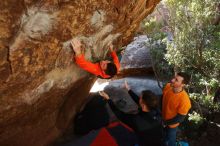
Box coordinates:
[124,80,131,91]
[71,39,82,55]
[99,91,110,100]
[108,43,114,52]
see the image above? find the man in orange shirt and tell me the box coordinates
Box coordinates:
[71,39,120,79]
[162,72,191,146]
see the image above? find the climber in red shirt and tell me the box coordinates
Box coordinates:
[71,39,120,79]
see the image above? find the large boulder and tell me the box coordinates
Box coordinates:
[119,35,153,76]
[0,0,160,146]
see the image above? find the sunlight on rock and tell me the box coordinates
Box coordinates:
[90,80,109,92]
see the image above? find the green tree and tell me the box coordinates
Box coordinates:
[142,6,174,84]
[164,0,220,94]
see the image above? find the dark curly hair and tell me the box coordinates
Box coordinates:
[105,63,117,77]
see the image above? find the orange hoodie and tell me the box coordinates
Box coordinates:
[74,51,120,78]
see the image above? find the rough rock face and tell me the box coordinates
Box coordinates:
[0,0,160,146]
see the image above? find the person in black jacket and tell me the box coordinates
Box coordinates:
[99,81,163,146]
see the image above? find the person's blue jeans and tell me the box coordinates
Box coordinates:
[164,126,178,146]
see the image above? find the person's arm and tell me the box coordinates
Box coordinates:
[170,92,191,125]
[110,51,120,71]
[99,91,134,123]
[109,44,120,71]
[71,39,102,76]
[124,80,139,104]
[165,93,191,126]
[74,54,100,76]
[164,114,186,126]
[107,99,129,119]
[108,99,140,130]
[128,90,139,104]
[99,91,127,117]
